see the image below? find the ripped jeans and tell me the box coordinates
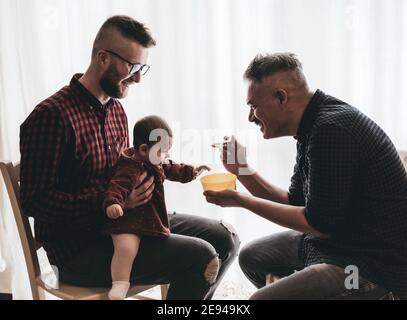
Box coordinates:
[58,213,240,300]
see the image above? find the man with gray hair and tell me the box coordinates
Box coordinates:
[204,52,407,299]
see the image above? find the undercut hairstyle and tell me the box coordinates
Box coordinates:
[244,52,305,83]
[133,115,173,149]
[92,15,156,58]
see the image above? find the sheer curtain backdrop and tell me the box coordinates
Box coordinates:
[1,0,407,299]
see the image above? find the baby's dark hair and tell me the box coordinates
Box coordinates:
[133,115,173,149]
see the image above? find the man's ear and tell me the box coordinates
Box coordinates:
[138,144,149,157]
[275,89,288,106]
[96,50,110,68]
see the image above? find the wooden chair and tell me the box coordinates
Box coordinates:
[398,150,407,169]
[265,150,407,287]
[0,161,169,300]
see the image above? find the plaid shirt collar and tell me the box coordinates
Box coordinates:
[295,89,326,140]
[70,73,115,112]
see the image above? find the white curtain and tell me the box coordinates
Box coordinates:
[1,0,407,299]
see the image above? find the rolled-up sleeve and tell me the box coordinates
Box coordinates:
[162,160,194,183]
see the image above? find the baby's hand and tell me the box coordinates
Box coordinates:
[194,165,211,178]
[106,204,123,219]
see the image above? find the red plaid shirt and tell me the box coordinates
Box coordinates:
[20,74,129,266]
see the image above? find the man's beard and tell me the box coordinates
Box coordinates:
[99,66,127,99]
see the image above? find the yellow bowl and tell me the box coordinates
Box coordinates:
[200,173,237,191]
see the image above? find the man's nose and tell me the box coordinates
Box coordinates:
[128,72,141,83]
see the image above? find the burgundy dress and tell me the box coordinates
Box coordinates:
[102,148,195,237]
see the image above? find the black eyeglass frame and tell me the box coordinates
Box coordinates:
[105,49,150,76]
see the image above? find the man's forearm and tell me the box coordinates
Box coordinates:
[238,193,327,238]
[238,168,289,204]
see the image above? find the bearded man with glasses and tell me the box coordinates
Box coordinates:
[20,15,239,300]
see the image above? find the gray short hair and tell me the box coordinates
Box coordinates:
[244,52,304,82]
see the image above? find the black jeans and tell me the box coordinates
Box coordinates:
[239,231,392,300]
[58,213,240,300]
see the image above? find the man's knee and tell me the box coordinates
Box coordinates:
[217,220,240,258]
[186,238,218,266]
[238,242,257,273]
[188,240,220,285]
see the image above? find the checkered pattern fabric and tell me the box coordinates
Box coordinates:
[288,90,407,298]
[20,74,129,266]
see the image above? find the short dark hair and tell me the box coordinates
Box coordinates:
[133,115,173,149]
[92,15,156,57]
[102,15,156,47]
[244,52,303,82]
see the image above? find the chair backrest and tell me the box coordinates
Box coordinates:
[0,161,41,299]
[398,150,407,169]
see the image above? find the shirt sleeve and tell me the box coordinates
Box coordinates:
[288,148,306,206]
[20,106,103,229]
[103,164,140,210]
[304,124,358,235]
[162,160,195,183]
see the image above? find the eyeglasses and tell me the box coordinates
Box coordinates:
[105,49,150,76]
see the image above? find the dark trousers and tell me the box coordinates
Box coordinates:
[239,230,392,300]
[58,212,240,300]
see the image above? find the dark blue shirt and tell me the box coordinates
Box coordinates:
[289,90,407,298]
